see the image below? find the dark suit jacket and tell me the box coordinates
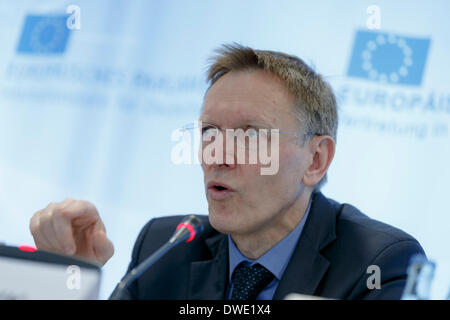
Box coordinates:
[111,191,425,300]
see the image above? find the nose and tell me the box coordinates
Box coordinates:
[222,141,237,169]
[200,130,237,170]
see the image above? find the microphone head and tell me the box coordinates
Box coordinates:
[170,215,204,244]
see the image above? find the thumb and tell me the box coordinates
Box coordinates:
[93,230,114,266]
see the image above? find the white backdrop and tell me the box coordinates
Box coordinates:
[0,0,448,299]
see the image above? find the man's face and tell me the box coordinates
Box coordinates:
[200,69,312,237]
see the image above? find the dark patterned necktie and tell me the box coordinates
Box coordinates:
[231,263,274,300]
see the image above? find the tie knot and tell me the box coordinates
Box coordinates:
[231,263,274,300]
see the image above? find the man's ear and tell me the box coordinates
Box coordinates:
[302,136,335,187]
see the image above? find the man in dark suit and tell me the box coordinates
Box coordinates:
[110,191,424,300]
[29,43,425,300]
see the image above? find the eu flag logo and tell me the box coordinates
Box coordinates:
[17,15,70,55]
[347,30,430,86]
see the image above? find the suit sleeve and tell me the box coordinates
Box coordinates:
[109,219,155,300]
[349,239,426,300]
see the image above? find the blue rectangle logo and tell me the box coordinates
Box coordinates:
[17,15,70,55]
[347,30,430,86]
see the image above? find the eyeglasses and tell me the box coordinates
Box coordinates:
[180,121,323,151]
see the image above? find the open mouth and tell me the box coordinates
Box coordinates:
[213,185,228,191]
[207,181,235,200]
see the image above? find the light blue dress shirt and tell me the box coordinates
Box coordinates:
[227,197,312,300]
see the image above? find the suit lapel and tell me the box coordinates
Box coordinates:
[188,232,228,299]
[273,192,338,299]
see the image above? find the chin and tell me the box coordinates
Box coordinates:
[208,206,237,235]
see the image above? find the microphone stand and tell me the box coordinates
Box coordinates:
[110,215,202,300]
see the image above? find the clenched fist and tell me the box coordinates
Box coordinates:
[29,198,114,266]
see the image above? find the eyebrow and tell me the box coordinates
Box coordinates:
[199,120,273,130]
[199,112,277,127]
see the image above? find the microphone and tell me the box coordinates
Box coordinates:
[110,215,204,300]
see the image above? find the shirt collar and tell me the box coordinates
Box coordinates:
[228,196,312,282]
